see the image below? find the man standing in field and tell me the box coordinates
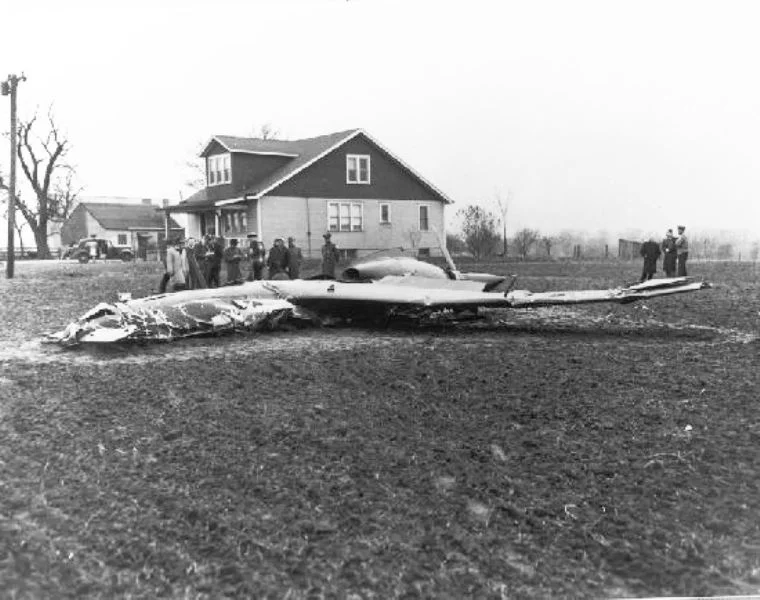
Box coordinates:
[267,237,290,279]
[639,237,661,281]
[204,236,223,288]
[246,233,266,281]
[165,237,188,292]
[661,229,677,277]
[321,232,340,278]
[223,238,244,284]
[676,225,689,276]
[287,237,303,279]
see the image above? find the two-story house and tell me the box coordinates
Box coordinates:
[170,129,452,259]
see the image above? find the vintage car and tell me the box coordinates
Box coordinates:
[63,238,135,263]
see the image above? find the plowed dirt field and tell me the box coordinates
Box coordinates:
[1,259,758,598]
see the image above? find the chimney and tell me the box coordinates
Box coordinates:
[162,199,169,208]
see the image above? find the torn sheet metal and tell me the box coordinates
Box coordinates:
[46,292,295,347]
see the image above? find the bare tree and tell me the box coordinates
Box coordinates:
[495,189,511,258]
[0,190,28,255]
[458,205,501,260]
[541,235,554,258]
[184,158,206,191]
[14,110,80,258]
[49,165,81,221]
[446,233,467,254]
[251,122,282,140]
[512,228,540,260]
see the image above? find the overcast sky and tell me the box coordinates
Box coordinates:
[1,0,759,242]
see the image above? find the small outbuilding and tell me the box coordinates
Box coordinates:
[61,200,184,260]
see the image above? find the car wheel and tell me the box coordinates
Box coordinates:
[78,254,90,264]
[121,253,134,262]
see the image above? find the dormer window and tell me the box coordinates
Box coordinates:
[207,154,231,186]
[346,154,370,184]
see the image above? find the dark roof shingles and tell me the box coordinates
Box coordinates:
[181,130,359,208]
[240,129,359,198]
[181,128,452,207]
[84,203,181,230]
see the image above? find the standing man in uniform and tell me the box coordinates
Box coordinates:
[321,232,340,278]
[204,235,223,288]
[675,225,689,276]
[287,237,303,279]
[223,238,244,284]
[267,237,290,279]
[246,233,266,281]
[661,229,677,278]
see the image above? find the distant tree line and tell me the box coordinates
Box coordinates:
[450,203,760,262]
[450,204,615,260]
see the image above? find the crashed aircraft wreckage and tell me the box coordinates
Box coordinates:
[46,254,710,347]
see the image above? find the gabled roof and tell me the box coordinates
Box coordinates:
[180,129,453,209]
[83,202,182,230]
[202,135,301,157]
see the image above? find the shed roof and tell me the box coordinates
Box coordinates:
[83,202,181,230]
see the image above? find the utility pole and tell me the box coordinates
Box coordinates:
[2,73,25,279]
[496,189,511,259]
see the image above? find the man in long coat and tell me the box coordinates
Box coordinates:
[321,232,340,278]
[165,237,188,292]
[675,225,689,276]
[639,237,661,282]
[223,238,244,284]
[204,236,223,288]
[287,237,303,279]
[246,233,266,281]
[661,229,677,278]
[267,238,290,279]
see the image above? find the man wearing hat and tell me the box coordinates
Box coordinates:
[321,232,340,277]
[287,237,303,279]
[246,233,266,281]
[165,236,188,292]
[639,236,661,282]
[204,235,223,288]
[661,229,677,278]
[223,238,244,284]
[675,225,689,276]
[267,237,290,279]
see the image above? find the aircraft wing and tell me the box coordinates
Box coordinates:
[505,277,710,308]
[46,277,710,346]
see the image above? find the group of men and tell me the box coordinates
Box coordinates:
[639,225,689,282]
[162,231,342,293]
[245,235,303,281]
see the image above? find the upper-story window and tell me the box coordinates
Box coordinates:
[207,154,231,186]
[346,154,370,184]
[419,204,430,231]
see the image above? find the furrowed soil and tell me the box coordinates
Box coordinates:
[1,259,759,599]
